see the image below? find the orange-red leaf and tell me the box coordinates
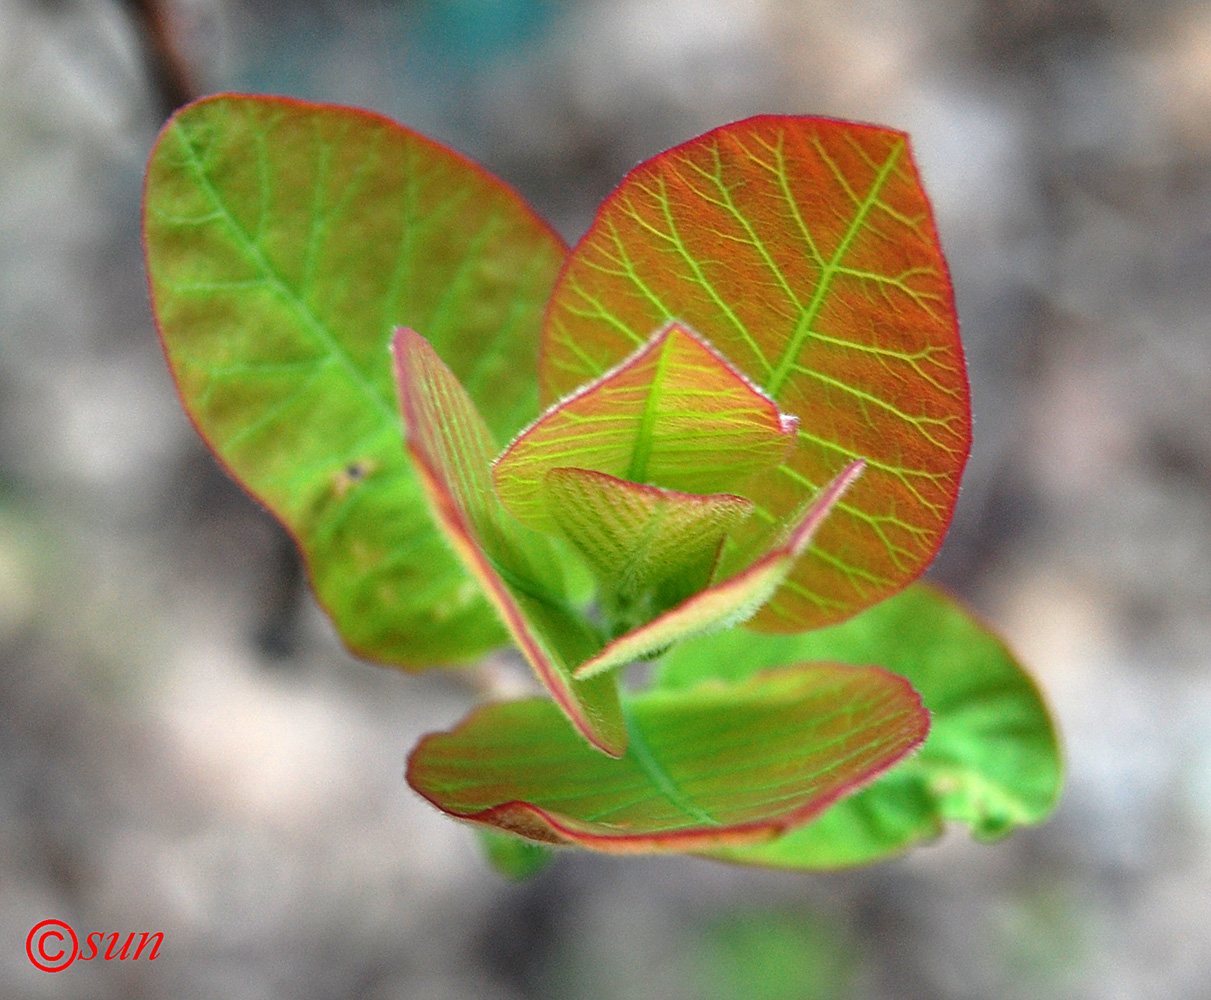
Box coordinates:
[542,116,970,631]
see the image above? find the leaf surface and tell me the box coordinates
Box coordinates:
[542,116,970,631]
[407,664,929,853]
[573,458,863,679]
[544,468,752,624]
[144,94,566,666]
[392,328,625,756]
[655,583,1062,868]
[495,322,796,531]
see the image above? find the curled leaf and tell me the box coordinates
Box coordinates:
[655,583,1063,868]
[408,663,929,854]
[392,327,625,756]
[573,458,864,679]
[543,468,752,630]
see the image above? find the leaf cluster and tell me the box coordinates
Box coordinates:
[143,96,1060,871]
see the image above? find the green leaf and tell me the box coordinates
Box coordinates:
[392,328,626,756]
[475,828,554,881]
[655,583,1062,868]
[144,94,566,667]
[541,117,971,632]
[572,459,864,679]
[407,663,929,853]
[543,468,752,631]
[494,322,797,532]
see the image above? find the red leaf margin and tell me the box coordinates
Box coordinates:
[143,93,569,669]
[392,327,626,757]
[406,663,930,855]
[539,114,971,634]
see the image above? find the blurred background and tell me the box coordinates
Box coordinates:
[2,0,1210,997]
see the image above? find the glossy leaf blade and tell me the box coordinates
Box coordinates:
[392,328,625,756]
[573,459,863,679]
[655,583,1062,868]
[542,116,970,631]
[495,322,796,531]
[144,94,566,666]
[407,664,929,853]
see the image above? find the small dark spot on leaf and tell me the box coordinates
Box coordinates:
[333,459,376,498]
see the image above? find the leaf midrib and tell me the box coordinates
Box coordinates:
[622,698,721,827]
[765,140,904,400]
[625,333,673,483]
[173,122,397,428]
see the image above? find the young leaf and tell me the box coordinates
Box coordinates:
[392,328,626,757]
[654,583,1062,868]
[543,469,752,629]
[494,322,797,531]
[572,458,864,679]
[541,116,970,631]
[407,664,929,854]
[144,94,566,667]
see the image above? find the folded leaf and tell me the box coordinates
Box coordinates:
[407,664,929,853]
[573,459,864,679]
[144,94,566,667]
[543,468,752,630]
[654,583,1062,868]
[542,117,970,632]
[495,322,797,531]
[392,328,625,756]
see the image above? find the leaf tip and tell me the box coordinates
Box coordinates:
[787,457,865,556]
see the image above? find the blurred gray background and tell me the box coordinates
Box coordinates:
[2,0,1210,997]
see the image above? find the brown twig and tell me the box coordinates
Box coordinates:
[122,0,197,116]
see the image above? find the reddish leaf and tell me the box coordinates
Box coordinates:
[407,663,929,854]
[494,322,797,531]
[392,328,625,756]
[542,116,970,631]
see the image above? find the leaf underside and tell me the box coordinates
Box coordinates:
[392,327,626,757]
[655,583,1062,869]
[541,116,971,631]
[407,664,929,854]
[144,94,567,667]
